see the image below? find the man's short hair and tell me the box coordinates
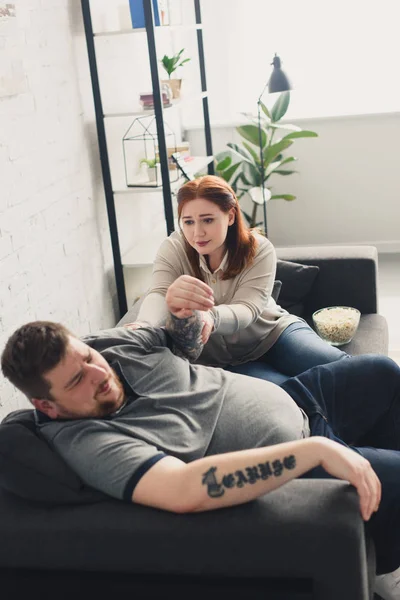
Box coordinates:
[1,321,72,401]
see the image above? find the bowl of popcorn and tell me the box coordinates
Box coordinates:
[312,306,361,346]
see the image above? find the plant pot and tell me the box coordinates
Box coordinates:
[161,78,182,100]
[147,164,161,183]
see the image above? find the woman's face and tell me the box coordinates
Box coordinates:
[180,198,235,260]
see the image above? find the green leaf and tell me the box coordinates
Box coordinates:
[221,161,241,182]
[242,161,262,187]
[273,170,297,175]
[279,156,297,165]
[281,130,318,140]
[242,142,260,164]
[270,194,296,201]
[216,156,232,171]
[269,123,301,132]
[236,125,267,149]
[227,142,255,165]
[241,210,252,225]
[178,58,191,68]
[265,159,284,177]
[260,101,271,119]
[271,91,290,122]
[263,139,293,164]
[230,171,243,192]
[240,172,253,187]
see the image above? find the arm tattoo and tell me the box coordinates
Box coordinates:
[201,455,297,498]
[166,311,204,362]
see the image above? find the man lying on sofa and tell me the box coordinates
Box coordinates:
[2,279,400,600]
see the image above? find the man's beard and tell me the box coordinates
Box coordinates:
[95,371,125,417]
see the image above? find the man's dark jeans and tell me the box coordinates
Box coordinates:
[281,355,400,575]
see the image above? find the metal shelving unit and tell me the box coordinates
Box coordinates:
[81,0,214,319]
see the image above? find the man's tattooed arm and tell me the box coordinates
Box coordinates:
[201,455,297,499]
[166,311,204,361]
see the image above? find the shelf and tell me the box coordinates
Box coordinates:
[122,219,179,268]
[94,24,202,37]
[113,155,214,194]
[103,93,208,119]
[82,0,214,315]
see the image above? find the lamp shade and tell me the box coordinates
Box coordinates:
[268,54,292,93]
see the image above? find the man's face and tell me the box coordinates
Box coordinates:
[33,336,125,419]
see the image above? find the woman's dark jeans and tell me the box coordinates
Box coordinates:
[281,354,400,575]
[227,322,347,385]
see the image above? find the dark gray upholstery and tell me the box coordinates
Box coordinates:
[0,244,387,599]
[0,479,374,600]
[276,245,379,315]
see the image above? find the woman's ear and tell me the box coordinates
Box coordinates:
[228,208,235,225]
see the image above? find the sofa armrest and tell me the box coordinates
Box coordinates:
[276,245,379,315]
[0,480,373,600]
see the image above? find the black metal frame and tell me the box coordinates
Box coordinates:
[81,0,214,319]
[81,0,127,316]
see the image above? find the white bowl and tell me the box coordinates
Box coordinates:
[312,306,361,346]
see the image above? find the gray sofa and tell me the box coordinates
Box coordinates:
[0,245,388,600]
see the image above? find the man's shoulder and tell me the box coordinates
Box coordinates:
[82,326,170,358]
[82,327,133,347]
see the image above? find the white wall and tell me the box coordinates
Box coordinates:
[200,0,400,122]
[186,111,400,249]
[184,0,400,250]
[0,0,117,418]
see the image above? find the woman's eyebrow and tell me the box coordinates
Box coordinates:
[182,213,214,218]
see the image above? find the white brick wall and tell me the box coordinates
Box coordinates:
[0,1,118,418]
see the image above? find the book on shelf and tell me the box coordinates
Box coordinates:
[139,92,171,109]
[129,0,160,28]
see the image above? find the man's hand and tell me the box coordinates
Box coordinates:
[200,311,214,344]
[123,321,150,331]
[166,275,214,318]
[317,438,381,521]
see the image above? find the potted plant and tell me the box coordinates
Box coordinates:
[140,157,160,183]
[160,48,191,99]
[215,91,318,230]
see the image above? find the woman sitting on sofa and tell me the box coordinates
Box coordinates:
[126,175,347,384]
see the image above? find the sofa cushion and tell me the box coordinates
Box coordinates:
[0,410,107,505]
[276,260,320,317]
[271,279,282,303]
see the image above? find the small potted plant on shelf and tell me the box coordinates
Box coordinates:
[139,157,160,183]
[160,48,191,100]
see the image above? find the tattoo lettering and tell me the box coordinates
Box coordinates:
[166,311,204,361]
[202,455,297,498]
[202,467,225,497]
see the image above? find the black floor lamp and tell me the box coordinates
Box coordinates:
[258,54,291,237]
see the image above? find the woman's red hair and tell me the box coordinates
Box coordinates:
[177,175,257,281]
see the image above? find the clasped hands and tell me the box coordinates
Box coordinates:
[124,275,215,344]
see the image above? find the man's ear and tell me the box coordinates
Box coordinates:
[31,398,59,419]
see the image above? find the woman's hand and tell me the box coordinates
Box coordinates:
[166,275,214,319]
[317,437,381,521]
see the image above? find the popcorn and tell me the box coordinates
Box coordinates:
[313,306,360,346]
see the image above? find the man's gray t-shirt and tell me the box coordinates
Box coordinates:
[37,327,309,501]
